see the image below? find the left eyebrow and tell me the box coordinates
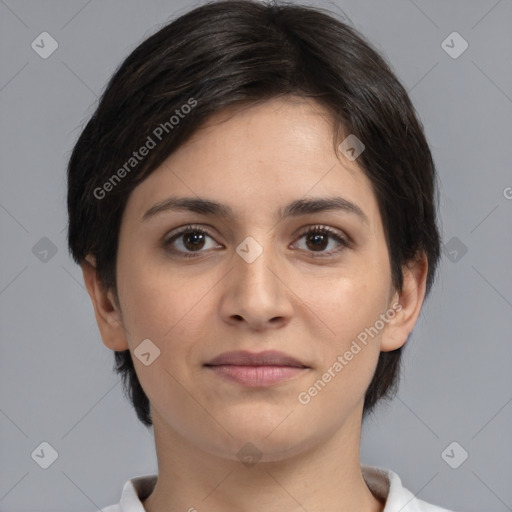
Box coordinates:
[141,196,369,225]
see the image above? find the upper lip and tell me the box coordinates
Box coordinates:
[204,350,308,368]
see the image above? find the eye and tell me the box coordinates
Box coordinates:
[292,225,350,257]
[163,224,351,259]
[163,224,221,258]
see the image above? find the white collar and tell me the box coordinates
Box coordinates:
[106,465,453,512]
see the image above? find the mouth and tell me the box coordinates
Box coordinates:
[203,350,309,387]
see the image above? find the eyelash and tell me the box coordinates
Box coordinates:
[163,224,351,259]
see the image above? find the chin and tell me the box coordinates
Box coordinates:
[204,435,314,465]
[200,419,316,464]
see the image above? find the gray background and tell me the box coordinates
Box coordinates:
[1,0,511,511]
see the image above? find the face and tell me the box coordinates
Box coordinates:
[102,96,408,461]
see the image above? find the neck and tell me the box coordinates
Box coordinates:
[142,405,384,512]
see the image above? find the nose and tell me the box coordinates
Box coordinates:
[219,236,294,331]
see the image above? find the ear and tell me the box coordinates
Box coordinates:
[380,252,429,352]
[80,255,129,351]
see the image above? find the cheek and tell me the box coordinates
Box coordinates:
[298,268,389,392]
[116,262,211,414]
[117,252,195,336]
[296,277,386,405]
[301,266,389,341]
[117,258,221,377]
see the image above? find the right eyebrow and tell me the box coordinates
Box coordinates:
[141,195,369,226]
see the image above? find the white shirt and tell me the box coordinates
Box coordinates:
[99,465,455,512]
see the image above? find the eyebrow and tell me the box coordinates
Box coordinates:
[141,195,369,225]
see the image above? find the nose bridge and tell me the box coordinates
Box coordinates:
[234,233,279,294]
[221,232,292,326]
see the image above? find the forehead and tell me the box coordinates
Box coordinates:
[123,96,382,231]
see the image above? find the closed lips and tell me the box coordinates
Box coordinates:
[204,350,308,368]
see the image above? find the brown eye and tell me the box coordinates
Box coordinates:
[305,232,329,251]
[164,225,220,258]
[182,231,207,251]
[294,226,350,257]
[163,224,350,259]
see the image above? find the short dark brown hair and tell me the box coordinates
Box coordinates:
[67,0,441,428]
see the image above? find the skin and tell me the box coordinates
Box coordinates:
[82,96,428,512]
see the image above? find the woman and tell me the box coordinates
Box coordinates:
[67,1,454,510]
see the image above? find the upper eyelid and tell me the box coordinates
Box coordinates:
[165,223,350,247]
[165,224,219,242]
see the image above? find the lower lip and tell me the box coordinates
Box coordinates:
[205,365,307,387]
